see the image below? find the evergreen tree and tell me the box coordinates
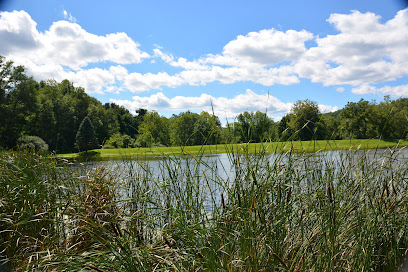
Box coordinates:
[76,116,98,152]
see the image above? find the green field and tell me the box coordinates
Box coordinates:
[57,138,408,160]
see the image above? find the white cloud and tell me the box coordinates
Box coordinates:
[319,104,339,113]
[111,89,294,119]
[146,9,408,96]
[124,71,184,93]
[336,87,345,92]
[0,10,40,54]
[221,29,313,66]
[0,10,150,93]
[295,9,408,89]
[0,10,150,71]
[352,84,408,97]
[111,89,338,121]
[63,10,77,23]
[1,9,408,97]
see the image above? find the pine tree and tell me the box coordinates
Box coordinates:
[76,116,98,152]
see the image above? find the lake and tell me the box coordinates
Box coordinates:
[72,147,408,212]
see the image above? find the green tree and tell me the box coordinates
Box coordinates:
[236,111,274,143]
[0,61,39,148]
[193,112,221,145]
[137,111,169,147]
[291,100,321,140]
[104,133,135,148]
[277,114,294,141]
[339,99,377,139]
[221,122,241,144]
[321,115,340,140]
[170,111,200,146]
[236,112,252,142]
[76,116,98,152]
[375,97,408,139]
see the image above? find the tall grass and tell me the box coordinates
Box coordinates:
[1,144,408,271]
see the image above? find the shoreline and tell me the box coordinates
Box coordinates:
[55,138,408,161]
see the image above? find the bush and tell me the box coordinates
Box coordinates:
[17,135,48,151]
[103,133,136,149]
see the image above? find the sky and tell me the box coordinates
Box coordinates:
[1,0,408,123]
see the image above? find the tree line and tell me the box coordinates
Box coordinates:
[1,56,407,153]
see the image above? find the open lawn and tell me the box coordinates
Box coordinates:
[57,138,408,160]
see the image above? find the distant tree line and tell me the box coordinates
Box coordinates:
[1,56,408,153]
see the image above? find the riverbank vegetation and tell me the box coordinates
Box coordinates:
[1,145,408,271]
[58,138,408,160]
[1,56,408,154]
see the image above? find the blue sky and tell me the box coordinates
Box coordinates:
[1,0,408,122]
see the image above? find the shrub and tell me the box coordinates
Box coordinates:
[104,133,136,149]
[17,135,48,151]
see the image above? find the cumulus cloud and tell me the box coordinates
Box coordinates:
[1,8,408,97]
[111,89,294,119]
[295,9,408,88]
[0,10,149,70]
[111,89,338,121]
[319,104,339,113]
[137,9,408,96]
[352,84,408,97]
[221,29,313,66]
[0,10,40,53]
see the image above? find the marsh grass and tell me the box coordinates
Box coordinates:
[1,144,408,271]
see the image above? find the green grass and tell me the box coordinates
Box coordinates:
[57,139,408,160]
[1,145,408,271]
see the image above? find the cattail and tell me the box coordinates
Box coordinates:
[346,206,356,216]
[273,252,287,268]
[88,264,106,272]
[352,183,360,195]
[286,187,292,204]
[237,192,242,207]
[300,209,305,222]
[328,186,333,203]
[251,169,257,186]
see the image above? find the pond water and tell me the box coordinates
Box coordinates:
[71,147,408,212]
[78,147,408,179]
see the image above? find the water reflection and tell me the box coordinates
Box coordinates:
[72,148,408,212]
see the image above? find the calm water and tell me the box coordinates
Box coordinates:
[72,148,408,211]
[78,147,408,179]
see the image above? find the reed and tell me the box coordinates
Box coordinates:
[1,144,408,271]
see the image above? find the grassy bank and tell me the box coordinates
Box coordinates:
[1,146,408,271]
[57,138,408,160]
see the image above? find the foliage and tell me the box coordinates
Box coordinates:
[193,111,221,145]
[76,116,98,152]
[290,99,321,140]
[0,151,65,270]
[104,132,136,149]
[1,55,408,153]
[136,111,170,147]
[277,114,295,141]
[339,99,377,139]
[17,135,49,151]
[170,111,200,146]
[236,111,274,142]
[1,146,408,271]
